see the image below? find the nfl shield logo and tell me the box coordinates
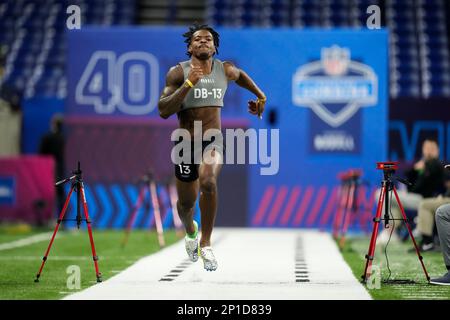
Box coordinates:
[292,45,378,128]
[322,46,350,76]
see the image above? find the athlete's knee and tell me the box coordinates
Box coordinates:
[199,176,217,194]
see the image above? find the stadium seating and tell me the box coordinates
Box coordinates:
[385,0,450,97]
[0,0,135,98]
[206,0,450,98]
[1,0,449,99]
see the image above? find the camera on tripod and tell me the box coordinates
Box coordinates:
[376,161,412,188]
[361,160,430,284]
[376,161,398,176]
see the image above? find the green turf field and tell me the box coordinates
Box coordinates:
[2,224,449,300]
[341,236,450,300]
[0,224,46,242]
[0,225,180,300]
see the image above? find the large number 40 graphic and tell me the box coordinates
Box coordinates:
[75,51,159,115]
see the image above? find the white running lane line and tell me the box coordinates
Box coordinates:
[65,229,371,300]
[0,232,55,251]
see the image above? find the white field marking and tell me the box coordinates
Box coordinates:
[65,229,371,300]
[0,232,56,251]
[0,256,141,261]
[0,256,90,261]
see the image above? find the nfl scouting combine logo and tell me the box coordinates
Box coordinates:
[292,45,378,127]
[292,45,378,153]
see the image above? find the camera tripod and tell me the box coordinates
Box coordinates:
[361,162,430,284]
[121,173,182,248]
[333,169,363,249]
[35,162,102,283]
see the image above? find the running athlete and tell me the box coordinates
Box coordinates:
[158,23,266,271]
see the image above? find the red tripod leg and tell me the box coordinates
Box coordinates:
[150,181,165,247]
[392,187,430,282]
[122,186,147,247]
[35,185,75,282]
[362,185,385,283]
[337,183,351,238]
[333,183,347,239]
[332,184,342,238]
[80,183,102,282]
[340,181,356,249]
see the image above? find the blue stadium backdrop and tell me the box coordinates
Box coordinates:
[63,27,388,230]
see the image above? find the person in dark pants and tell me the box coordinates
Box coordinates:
[39,114,65,216]
[415,173,450,252]
[430,202,450,285]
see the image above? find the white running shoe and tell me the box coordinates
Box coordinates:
[200,246,218,271]
[185,221,199,262]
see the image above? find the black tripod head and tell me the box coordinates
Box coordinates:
[376,161,397,181]
[72,161,82,178]
[376,161,412,186]
[55,161,82,187]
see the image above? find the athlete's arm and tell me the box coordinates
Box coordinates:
[158,64,203,119]
[223,61,266,118]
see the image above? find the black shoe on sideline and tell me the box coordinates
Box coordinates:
[408,242,435,253]
[430,273,450,286]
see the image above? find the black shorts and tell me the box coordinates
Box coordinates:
[174,140,224,182]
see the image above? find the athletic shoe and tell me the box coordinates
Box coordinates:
[408,242,436,253]
[420,242,435,252]
[430,272,450,286]
[185,221,199,262]
[200,246,218,271]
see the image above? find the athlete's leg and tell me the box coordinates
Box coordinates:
[176,179,199,235]
[198,151,223,247]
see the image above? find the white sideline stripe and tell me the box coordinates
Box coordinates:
[0,232,56,251]
[0,256,142,261]
[0,256,90,261]
[65,229,371,300]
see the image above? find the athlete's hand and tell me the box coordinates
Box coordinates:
[248,96,266,119]
[188,64,204,85]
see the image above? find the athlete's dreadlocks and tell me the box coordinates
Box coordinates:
[183,22,219,57]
